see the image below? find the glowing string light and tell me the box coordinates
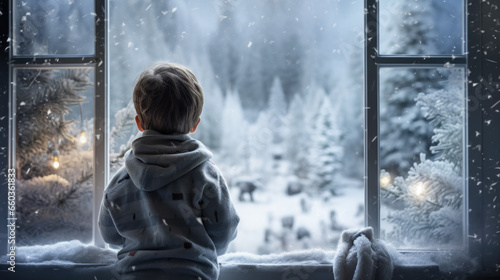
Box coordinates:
[380,173,391,188]
[53,150,60,169]
[79,130,87,144]
[411,182,426,200]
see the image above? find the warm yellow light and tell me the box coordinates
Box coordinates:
[412,182,426,199]
[53,156,60,169]
[79,131,87,144]
[380,173,391,188]
[53,150,60,169]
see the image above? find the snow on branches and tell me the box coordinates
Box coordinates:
[382,69,465,248]
[16,68,92,179]
[382,155,462,248]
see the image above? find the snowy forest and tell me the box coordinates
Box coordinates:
[13,0,466,253]
[108,0,366,254]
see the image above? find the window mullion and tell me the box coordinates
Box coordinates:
[10,56,97,65]
[376,55,466,65]
[365,0,380,238]
[93,0,107,247]
[466,0,483,268]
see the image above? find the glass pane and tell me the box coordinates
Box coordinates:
[379,67,465,249]
[13,0,95,55]
[15,67,95,245]
[109,0,364,254]
[379,0,464,55]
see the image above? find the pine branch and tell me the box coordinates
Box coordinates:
[16,69,92,178]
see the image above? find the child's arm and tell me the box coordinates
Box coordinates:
[201,163,240,255]
[98,192,125,246]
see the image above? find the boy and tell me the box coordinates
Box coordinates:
[99,63,239,280]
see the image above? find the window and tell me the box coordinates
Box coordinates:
[108,0,364,254]
[12,0,95,56]
[14,66,96,245]
[1,0,107,249]
[379,67,466,249]
[365,0,469,250]
[1,0,499,275]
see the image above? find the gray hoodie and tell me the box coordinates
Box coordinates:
[99,131,239,280]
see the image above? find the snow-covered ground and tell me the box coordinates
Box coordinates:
[225,162,364,254]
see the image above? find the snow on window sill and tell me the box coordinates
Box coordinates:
[0,240,116,265]
[0,240,475,279]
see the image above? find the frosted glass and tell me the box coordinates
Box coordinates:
[379,0,464,55]
[13,0,94,55]
[15,67,95,245]
[379,67,465,249]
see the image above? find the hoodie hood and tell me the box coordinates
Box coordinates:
[125,130,212,191]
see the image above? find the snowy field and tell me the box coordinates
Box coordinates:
[224,162,364,254]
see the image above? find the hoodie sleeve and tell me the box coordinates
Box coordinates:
[201,163,240,255]
[98,197,125,246]
[98,170,126,246]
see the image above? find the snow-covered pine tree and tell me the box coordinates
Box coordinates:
[109,100,140,175]
[341,44,364,178]
[276,31,304,105]
[195,85,224,150]
[15,68,94,245]
[220,90,250,172]
[247,110,274,182]
[16,69,91,179]
[208,1,240,95]
[267,77,288,144]
[380,0,442,176]
[110,100,137,153]
[383,69,465,248]
[17,174,93,245]
[380,68,440,176]
[415,69,465,170]
[310,95,343,192]
[383,154,463,248]
[286,84,326,181]
[236,49,266,120]
[286,94,310,179]
[383,0,438,55]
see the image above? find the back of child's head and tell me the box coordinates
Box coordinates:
[133,63,203,134]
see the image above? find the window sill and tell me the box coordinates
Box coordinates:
[220,263,443,280]
[0,263,442,280]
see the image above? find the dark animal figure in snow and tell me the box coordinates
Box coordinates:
[235,180,258,202]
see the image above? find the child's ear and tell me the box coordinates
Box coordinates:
[190,118,201,134]
[135,115,144,132]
